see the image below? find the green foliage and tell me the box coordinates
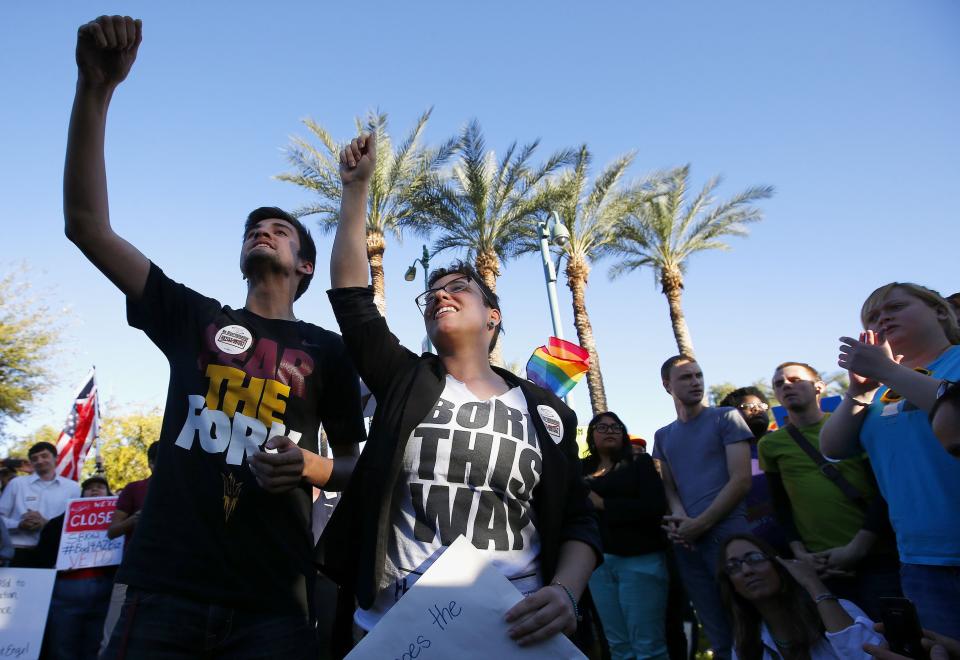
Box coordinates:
[709,379,775,406]
[708,382,738,406]
[520,144,639,266]
[276,108,452,238]
[610,165,774,284]
[83,409,161,490]
[0,269,60,436]
[16,408,160,491]
[822,370,850,397]
[408,120,573,275]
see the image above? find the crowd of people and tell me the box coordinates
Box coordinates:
[1,13,958,660]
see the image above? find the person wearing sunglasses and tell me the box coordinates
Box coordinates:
[582,411,670,659]
[718,533,882,660]
[719,387,789,556]
[323,132,601,653]
[821,283,960,637]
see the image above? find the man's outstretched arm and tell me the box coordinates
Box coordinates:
[64,15,149,299]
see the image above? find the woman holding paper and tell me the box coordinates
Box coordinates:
[583,411,670,659]
[322,132,601,653]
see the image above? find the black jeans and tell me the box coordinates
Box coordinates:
[101,587,318,660]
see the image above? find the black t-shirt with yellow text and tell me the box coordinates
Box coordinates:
[117,263,364,614]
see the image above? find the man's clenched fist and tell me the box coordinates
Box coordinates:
[76,15,142,87]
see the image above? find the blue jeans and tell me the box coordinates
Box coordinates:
[672,521,746,660]
[46,573,113,660]
[101,587,318,659]
[589,551,669,660]
[900,563,960,639]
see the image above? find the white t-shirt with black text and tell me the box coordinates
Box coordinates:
[356,375,544,630]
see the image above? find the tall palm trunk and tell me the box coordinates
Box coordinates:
[474,250,504,366]
[366,231,386,317]
[661,266,695,358]
[565,256,607,414]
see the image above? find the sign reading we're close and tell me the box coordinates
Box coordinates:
[55,496,124,571]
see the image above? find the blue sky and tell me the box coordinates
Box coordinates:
[2,1,958,445]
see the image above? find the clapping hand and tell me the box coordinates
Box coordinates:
[839,331,902,396]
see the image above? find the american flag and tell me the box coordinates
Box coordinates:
[55,369,100,481]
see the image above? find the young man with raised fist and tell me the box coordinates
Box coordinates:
[64,16,365,658]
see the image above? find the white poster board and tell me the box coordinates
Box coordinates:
[0,567,57,660]
[55,496,124,570]
[347,536,585,659]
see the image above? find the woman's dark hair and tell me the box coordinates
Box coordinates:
[582,411,633,472]
[427,261,503,353]
[718,533,824,660]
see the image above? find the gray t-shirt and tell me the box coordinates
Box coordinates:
[653,406,752,520]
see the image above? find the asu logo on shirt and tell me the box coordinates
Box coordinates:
[174,322,315,465]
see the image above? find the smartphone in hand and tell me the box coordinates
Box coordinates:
[880,597,928,660]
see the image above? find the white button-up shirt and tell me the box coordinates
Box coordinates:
[0,474,81,548]
[733,599,882,660]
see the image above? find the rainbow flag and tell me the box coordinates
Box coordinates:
[526,337,590,398]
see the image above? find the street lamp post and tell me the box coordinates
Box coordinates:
[536,212,575,407]
[405,244,433,353]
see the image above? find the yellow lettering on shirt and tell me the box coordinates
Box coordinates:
[204,363,288,425]
[258,379,289,426]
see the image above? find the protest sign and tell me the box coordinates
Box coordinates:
[55,496,124,571]
[347,535,585,659]
[0,567,57,660]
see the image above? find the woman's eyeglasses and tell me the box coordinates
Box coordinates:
[415,276,472,314]
[594,423,624,433]
[738,402,769,413]
[414,275,496,315]
[723,551,770,575]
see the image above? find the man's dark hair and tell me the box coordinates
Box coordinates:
[81,475,112,496]
[28,442,58,459]
[147,441,159,464]
[427,261,503,353]
[660,354,695,382]
[719,386,769,410]
[243,207,316,300]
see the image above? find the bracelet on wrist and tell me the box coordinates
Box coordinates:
[813,592,838,604]
[551,580,582,622]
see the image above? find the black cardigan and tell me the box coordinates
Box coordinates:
[319,287,602,610]
[583,454,669,557]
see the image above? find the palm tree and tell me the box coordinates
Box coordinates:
[276,108,452,316]
[611,165,774,357]
[524,145,639,414]
[409,119,572,365]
